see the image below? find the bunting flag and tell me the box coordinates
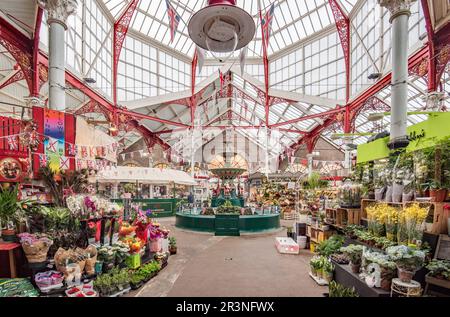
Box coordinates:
[87,160,94,170]
[38,154,48,167]
[239,47,248,76]
[46,137,58,152]
[76,159,82,170]
[81,146,88,158]
[260,3,275,52]
[219,69,225,91]
[68,143,77,156]
[90,147,96,158]
[60,156,70,170]
[7,135,18,150]
[165,0,181,43]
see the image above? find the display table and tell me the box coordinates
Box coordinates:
[331,260,391,297]
[0,242,21,278]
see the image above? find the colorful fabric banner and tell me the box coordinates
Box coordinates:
[43,109,65,172]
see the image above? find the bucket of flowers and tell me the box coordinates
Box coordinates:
[17,233,53,264]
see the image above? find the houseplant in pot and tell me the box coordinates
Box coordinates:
[322,260,334,283]
[0,186,27,241]
[168,237,177,255]
[340,244,364,274]
[386,245,426,283]
[426,259,450,281]
[363,250,396,291]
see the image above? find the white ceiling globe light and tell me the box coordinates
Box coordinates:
[188,0,255,62]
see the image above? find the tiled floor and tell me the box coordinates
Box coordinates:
[132,218,326,297]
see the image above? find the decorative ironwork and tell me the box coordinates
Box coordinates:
[0,69,25,90]
[113,0,139,105]
[328,0,350,101]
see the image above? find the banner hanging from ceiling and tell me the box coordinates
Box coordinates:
[43,108,65,172]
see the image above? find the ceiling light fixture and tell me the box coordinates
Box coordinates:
[188,0,255,62]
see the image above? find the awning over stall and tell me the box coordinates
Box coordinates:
[95,166,197,185]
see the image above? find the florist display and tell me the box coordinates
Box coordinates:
[309,256,334,283]
[93,267,131,297]
[397,203,429,245]
[340,244,364,273]
[426,260,450,281]
[17,233,53,263]
[338,180,362,208]
[169,237,177,255]
[0,185,28,241]
[97,242,130,272]
[386,245,426,283]
[362,250,396,290]
[130,261,161,289]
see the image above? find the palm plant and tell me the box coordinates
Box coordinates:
[0,185,28,231]
[39,167,88,207]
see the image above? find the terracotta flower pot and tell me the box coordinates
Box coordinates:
[397,267,414,283]
[430,189,447,202]
[350,262,361,274]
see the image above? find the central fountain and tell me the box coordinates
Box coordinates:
[175,155,280,235]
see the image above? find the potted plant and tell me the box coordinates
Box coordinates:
[386,245,426,283]
[363,250,397,291]
[309,256,322,277]
[340,244,364,274]
[426,259,450,282]
[0,186,27,241]
[322,260,334,283]
[169,237,177,255]
[328,281,358,297]
[427,180,447,202]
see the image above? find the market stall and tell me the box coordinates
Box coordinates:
[96,166,196,217]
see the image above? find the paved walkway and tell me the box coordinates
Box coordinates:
[132,218,326,297]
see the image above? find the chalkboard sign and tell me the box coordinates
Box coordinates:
[435,235,450,261]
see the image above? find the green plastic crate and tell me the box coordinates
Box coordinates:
[125,253,141,269]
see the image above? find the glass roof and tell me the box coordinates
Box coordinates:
[102,0,358,57]
[0,0,439,156]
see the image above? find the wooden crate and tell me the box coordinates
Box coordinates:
[325,208,336,224]
[306,224,335,244]
[335,208,349,228]
[404,202,448,235]
[347,208,361,225]
[361,199,377,220]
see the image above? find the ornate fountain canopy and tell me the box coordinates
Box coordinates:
[209,162,246,180]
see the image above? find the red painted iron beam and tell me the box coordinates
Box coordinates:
[113,0,140,106]
[328,0,350,102]
[32,7,43,97]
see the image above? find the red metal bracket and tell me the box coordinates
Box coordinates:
[328,0,350,102]
[113,0,139,105]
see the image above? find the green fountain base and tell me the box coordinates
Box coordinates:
[175,213,280,235]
